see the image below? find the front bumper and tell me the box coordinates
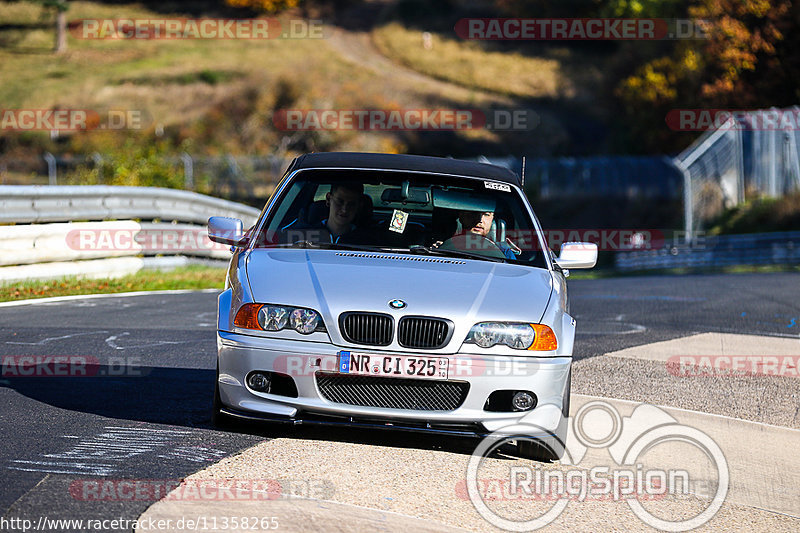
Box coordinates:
[217,331,571,436]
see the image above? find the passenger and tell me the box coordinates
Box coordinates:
[285,182,368,245]
[323,182,364,242]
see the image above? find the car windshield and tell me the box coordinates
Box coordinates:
[253,169,548,268]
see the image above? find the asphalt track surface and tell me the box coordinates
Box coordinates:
[0,272,798,531]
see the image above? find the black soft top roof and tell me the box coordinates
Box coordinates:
[287,152,521,185]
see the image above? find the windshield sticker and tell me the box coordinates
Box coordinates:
[389,209,409,233]
[484,181,511,192]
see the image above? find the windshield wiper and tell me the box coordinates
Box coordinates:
[407,244,506,263]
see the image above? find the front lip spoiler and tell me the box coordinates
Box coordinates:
[219,406,491,437]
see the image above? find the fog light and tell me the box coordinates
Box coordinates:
[512,391,536,411]
[247,372,271,393]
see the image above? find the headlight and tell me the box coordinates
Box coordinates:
[258,306,289,331]
[465,322,557,351]
[290,308,320,334]
[234,303,325,334]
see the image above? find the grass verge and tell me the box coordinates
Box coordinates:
[0,265,227,302]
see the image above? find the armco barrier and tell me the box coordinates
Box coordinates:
[0,185,262,282]
[0,185,261,225]
[0,221,233,266]
[616,231,800,270]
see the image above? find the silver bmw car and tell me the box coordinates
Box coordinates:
[208,152,596,460]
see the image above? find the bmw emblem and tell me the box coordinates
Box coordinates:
[388,299,406,309]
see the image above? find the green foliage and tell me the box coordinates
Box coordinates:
[598,0,685,17]
[707,193,800,235]
[40,0,68,11]
[615,0,797,151]
[115,69,242,86]
[225,0,300,13]
[0,265,226,302]
[67,139,186,189]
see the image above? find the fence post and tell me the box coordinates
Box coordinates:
[768,109,778,196]
[181,152,194,189]
[735,126,745,203]
[91,152,103,182]
[673,158,693,245]
[43,152,57,185]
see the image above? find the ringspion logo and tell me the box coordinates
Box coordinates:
[467,401,728,531]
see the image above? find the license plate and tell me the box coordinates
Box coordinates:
[338,351,448,380]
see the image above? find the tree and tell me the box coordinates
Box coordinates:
[616,0,796,151]
[39,0,69,53]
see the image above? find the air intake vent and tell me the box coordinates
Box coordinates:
[316,372,469,411]
[340,312,393,346]
[334,252,465,265]
[398,316,452,349]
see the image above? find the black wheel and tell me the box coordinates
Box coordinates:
[517,438,561,462]
[517,367,571,462]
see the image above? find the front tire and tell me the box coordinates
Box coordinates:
[516,367,571,462]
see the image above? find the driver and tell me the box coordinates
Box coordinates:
[458,210,496,239]
[433,208,520,259]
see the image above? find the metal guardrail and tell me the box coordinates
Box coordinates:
[616,231,800,271]
[0,185,263,283]
[0,185,261,225]
[0,221,232,266]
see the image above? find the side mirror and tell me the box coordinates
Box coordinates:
[556,242,597,269]
[208,216,246,246]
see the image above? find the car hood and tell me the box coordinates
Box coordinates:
[245,249,553,341]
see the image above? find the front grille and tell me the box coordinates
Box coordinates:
[340,312,393,346]
[398,316,452,349]
[316,372,469,411]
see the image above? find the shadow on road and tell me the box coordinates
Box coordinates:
[1,365,495,458]
[2,366,213,427]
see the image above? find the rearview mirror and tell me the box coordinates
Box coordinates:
[556,242,597,269]
[208,216,246,246]
[380,188,430,204]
